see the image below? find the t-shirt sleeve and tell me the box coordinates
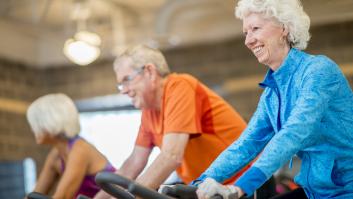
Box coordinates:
[163,78,201,134]
[135,114,154,148]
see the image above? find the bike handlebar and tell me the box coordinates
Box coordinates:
[27,192,50,199]
[161,184,223,199]
[95,171,172,199]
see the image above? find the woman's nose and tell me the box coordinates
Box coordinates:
[245,33,255,46]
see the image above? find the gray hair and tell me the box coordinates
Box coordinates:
[114,45,170,77]
[235,0,310,50]
[26,93,80,139]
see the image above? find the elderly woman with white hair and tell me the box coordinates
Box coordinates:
[193,0,353,199]
[26,93,115,199]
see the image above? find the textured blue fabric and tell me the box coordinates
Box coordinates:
[234,167,267,196]
[195,48,353,199]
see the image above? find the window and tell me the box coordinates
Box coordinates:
[79,110,159,169]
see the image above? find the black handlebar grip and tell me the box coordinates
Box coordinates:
[162,184,223,199]
[27,192,51,199]
[95,171,172,199]
[174,184,198,199]
[95,172,135,199]
[161,185,178,197]
[129,183,172,199]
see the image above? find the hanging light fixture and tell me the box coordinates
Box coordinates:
[63,0,101,66]
[63,30,101,65]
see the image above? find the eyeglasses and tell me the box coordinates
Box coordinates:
[116,66,145,92]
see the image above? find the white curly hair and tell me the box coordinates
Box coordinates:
[235,0,311,50]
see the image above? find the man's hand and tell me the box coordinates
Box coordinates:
[158,184,174,194]
[196,178,240,199]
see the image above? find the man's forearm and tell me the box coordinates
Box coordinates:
[117,156,147,180]
[136,151,181,190]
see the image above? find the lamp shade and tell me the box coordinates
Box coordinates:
[63,31,101,65]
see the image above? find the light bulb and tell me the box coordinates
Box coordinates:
[63,31,101,65]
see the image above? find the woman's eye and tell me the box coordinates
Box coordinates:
[243,31,248,36]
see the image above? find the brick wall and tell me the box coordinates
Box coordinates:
[0,20,353,173]
[40,60,117,99]
[0,60,49,168]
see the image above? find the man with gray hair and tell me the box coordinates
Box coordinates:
[94,44,268,198]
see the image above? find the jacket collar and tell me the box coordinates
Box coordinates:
[259,48,304,89]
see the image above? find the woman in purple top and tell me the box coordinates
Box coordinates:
[26,93,115,199]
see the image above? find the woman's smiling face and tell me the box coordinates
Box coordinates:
[243,12,290,70]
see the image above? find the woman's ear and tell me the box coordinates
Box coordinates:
[282,25,289,37]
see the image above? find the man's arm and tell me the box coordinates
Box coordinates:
[136,132,189,190]
[117,145,152,179]
[94,145,152,199]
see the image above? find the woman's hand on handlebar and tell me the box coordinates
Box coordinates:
[196,178,242,199]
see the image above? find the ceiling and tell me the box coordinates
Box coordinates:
[1,0,353,68]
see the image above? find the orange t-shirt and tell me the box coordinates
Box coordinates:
[136,73,248,184]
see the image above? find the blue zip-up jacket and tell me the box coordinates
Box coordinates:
[195,48,353,198]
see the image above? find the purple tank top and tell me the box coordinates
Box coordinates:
[60,136,116,198]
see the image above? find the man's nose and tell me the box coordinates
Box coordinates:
[120,85,129,94]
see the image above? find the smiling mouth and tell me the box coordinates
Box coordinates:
[253,46,263,55]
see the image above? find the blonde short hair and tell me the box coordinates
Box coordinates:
[235,0,310,50]
[26,93,80,138]
[114,45,170,77]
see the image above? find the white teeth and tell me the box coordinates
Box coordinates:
[253,46,262,54]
